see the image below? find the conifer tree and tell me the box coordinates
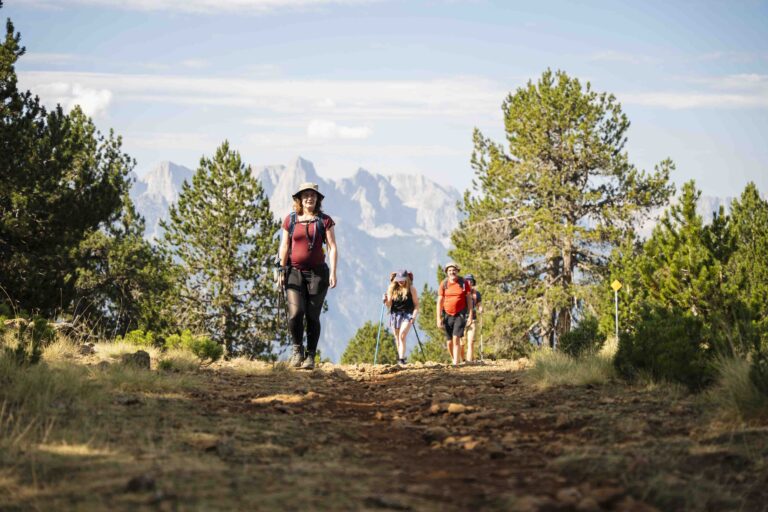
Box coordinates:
[454,69,673,353]
[726,182,768,355]
[74,195,178,336]
[161,141,280,357]
[340,321,397,365]
[1,7,134,315]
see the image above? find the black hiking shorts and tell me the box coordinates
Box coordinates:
[443,309,468,340]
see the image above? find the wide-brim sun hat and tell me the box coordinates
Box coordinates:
[444,261,460,272]
[393,269,409,282]
[292,182,325,200]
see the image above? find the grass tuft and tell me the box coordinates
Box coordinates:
[41,335,80,363]
[706,357,768,424]
[524,347,616,389]
[158,348,200,372]
[92,340,162,363]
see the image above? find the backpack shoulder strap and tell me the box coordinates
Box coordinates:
[315,213,328,244]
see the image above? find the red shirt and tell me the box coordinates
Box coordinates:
[283,214,335,270]
[439,279,471,316]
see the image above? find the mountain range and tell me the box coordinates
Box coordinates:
[130,158,461,362]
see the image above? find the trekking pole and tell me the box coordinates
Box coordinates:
[412,323,426,359]
[373,300,386,365]
[479,313,484,361]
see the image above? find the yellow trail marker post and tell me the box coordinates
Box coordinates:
[611,280,622,340]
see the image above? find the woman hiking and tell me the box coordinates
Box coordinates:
[437,262,473,366]
[278,182,338,369]
[383,269,419,365]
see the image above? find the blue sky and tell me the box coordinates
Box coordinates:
[7,0,768,197]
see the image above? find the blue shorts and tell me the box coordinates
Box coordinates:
[390,311,414,330]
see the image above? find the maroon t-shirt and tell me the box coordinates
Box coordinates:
[283,213,335,270]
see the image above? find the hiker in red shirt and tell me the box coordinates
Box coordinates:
[437,261,473,366]
[277,182,338,370]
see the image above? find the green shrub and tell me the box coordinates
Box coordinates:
[559,315,604,357]
[614,307,715,391]
[187,336,223,363]
[120,329,155,347]
[164,330,222,364]
[341,321,398,365]
[164,330,193,350]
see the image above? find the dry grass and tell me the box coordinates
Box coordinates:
[222,356,275,375]
[41,335,80,362]
[524,347,617,389]
[92,339,162,362]
[706,357,768,424]
[158,348,201,372]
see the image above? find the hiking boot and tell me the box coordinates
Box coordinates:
[301,352,316,370]
[288,345,304,367]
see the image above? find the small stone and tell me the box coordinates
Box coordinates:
[590,486,626,505]
[125,474,155,493]
[576,497,601,512]
[555,487,582,505]
[447,403,467,414]
[422,426,450,443]
[463,440,480,450]
[115,395,142,406]
[119,350,150,369]
[486,442,506,459]
[79,344,95,355]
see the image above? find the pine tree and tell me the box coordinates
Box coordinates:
[727,182,768,355]
[161,141,280,357]
[340,321,398,365]
[454,69,673,352]
[1,8,134,315]
[74,195,178,336]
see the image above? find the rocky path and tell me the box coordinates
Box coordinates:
[8,360,767,511]
[166,360,766,511]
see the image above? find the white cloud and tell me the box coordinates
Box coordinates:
[620,92,768,109]
[34,81,113,117]
[181,59,209,69]
[307,119,371,139]
[18,71,506,121]
[21,52,85,65]
[316,98,336,108]
[25,0,380,14]
[620,74,768,109]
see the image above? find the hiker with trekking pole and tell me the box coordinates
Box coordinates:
[462,274,482,362]
[277,182,337,370]
[437,262,473,366]
[382,269,419,366]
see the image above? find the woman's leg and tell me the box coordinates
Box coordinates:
[304,287,328,356]
[285,270,307,349]
[391,325,402,360]
[398,321,412,360]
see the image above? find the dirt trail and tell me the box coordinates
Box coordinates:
[6,360,768,511]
